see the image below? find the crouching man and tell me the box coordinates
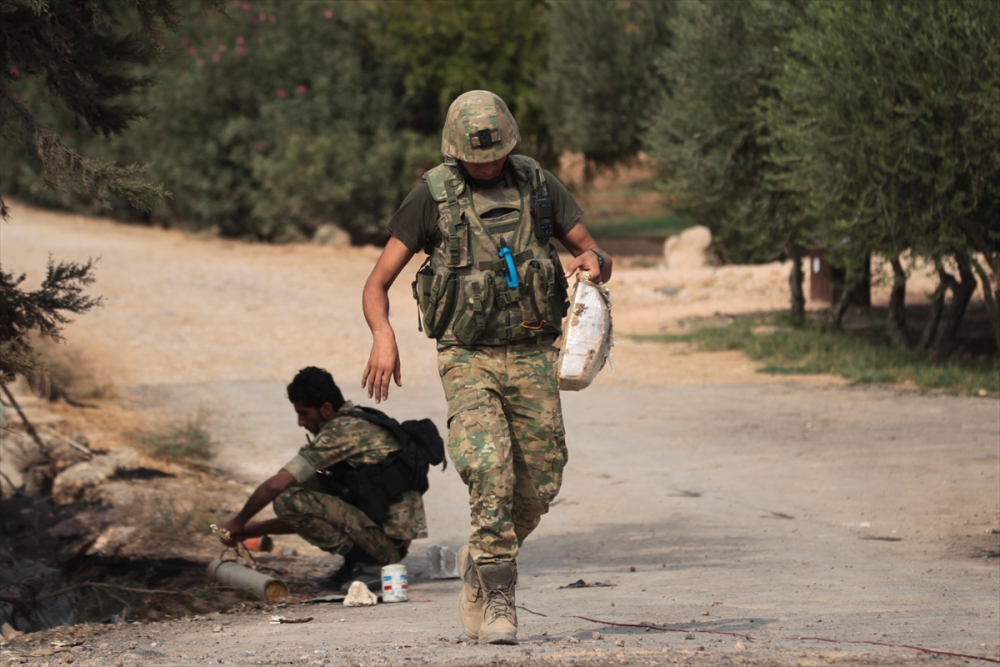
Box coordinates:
[218,366,432,590]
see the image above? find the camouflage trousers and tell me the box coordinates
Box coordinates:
[438,337,568,565]
[273,486,426,565]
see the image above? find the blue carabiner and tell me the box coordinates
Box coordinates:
[498,239,519,289]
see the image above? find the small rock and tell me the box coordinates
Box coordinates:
[212,626,222,633]
[697,645,705,651]
[449,638,460,644]
[712,600,722,606]
[661,647,669,653]
[684,633,694,640]
[342,581,378,607]
[568,637,580,644]
[280,547,298,557]
[592,632,604,640]
[735,642,747,650]
[1,622,23,639]
[701,611,709,616]
[614,639,624,647]
[58,655,73,664]
[629,566,635,572]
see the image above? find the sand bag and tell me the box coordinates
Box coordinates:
[557,273,613,391]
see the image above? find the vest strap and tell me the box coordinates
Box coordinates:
[443,179,464,266]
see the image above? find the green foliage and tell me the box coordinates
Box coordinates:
[767,0,1000,268]
[0,0,175,212]
[134,416,219,460]
[582,214,691,243]
[637,314,999,396]
[373,0,550,151]
[542,0,674,166]
[648,0,804,264]
[0,259,102,382]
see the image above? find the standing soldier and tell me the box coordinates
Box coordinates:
[362,90,611,645]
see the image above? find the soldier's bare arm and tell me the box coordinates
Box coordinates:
[218,469,296,544]
[559,223,613,284]
[362,236,415,403]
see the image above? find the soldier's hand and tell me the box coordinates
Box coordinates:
[363,330,402,403]
[564,247,609,284]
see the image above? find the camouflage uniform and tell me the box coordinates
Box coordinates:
[438,341,567,564]
[389,105,580,566]
[275,400,428,565]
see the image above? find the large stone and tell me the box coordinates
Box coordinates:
[313,224,351,248]
[664,225,713,269]
[52,455,121,503]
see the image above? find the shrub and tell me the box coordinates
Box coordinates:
[134,417,218,461]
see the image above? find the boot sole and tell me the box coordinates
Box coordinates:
[479,632,518,645]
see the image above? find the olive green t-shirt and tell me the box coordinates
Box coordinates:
[387,162,583,254]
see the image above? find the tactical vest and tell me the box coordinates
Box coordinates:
[411,155,570,346]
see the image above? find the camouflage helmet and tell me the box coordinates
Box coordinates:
[441,90,520,163]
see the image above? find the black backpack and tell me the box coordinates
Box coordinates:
[316,407,445,523]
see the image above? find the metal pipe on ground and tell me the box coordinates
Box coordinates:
[207,559,287,604]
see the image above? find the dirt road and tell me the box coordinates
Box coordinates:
[2,202,998,666]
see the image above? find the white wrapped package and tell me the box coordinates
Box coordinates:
[557,273,613,391]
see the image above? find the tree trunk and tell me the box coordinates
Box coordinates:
[933,255,977,356]
[828,276,857,328]
[886,256,909,350]
[788,246,805,322]
[918,261,953,351]
[969,256,1000,356]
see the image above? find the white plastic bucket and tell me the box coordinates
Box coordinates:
[381,564,408,603]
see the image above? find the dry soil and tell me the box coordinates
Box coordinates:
[1,202,998,667]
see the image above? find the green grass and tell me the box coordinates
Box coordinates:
[634,314,999,397]
[583,213,692,242]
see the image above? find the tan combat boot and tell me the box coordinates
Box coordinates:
[457,544,484,639]
[477,561,518,645]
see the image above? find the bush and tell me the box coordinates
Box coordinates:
[134,417,218,461]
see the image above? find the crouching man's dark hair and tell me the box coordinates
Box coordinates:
[287,366,345,410]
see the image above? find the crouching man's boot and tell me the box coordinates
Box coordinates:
[457,544,483,639]
[477,561,518,645]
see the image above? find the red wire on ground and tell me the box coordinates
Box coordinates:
[571,615,1000,664]
[570,615,755,641]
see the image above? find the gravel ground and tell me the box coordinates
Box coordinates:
[1,202,997,666]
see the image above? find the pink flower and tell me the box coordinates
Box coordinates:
[324,10,333,19]
[237,46,247,56]
[296,84,308,94]
[276,89,287,98]
[255,142,264,151]
[212,53,221,62]
[187,47,196,55]
[259,12,267,20]
[242,2,251,9]
[11,92,17,100]
[9,67,18,77]
[236,36,245,44]
[219,44,227,52]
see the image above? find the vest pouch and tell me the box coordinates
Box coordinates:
[452,273,495,345]
[414,268,458,339]
[519,257,567,326]
[444,215,472,268]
